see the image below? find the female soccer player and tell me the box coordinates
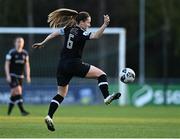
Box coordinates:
[5,37,31,116]
[32,8,121,131]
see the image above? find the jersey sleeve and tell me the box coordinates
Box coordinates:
[23,50,29,62]
[26,55,29,62]
[6,50,13,60]
[58,27,65,35]
[82,31,91,40]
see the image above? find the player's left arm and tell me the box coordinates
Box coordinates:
[90,15,110,39]
[25,56,31,83]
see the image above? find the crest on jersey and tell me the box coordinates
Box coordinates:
[83,31,90,36]
[15,55,18,59]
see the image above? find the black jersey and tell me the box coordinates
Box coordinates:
[60,26,91,60]
[6,48,29,78]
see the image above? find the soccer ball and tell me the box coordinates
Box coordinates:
[120,68,135,83]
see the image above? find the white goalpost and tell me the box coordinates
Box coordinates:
[0,27,127,105]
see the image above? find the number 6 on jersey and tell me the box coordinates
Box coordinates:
[67,34,74,49]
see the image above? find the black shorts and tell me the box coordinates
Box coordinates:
[57,59,90,86]
[9,76,23,88]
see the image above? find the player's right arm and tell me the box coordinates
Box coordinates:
[32,31,59,48]
[5,55,11,83]
[32,28,65,48]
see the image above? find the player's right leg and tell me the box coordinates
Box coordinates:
[85,65,121,105]
[8,76,20,115]
[72,60,121,105]
[7,89,16,115]
[15,85,30,116]
[45,85,69,131]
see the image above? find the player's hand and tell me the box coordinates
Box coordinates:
[26,76,31,83]
[6,76,11,83]
[104,15,110,26]
[32,42,44,49]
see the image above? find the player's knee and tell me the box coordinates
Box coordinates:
[11,88,17,95]
[95,70,106,78]
[98,71,106,77]
[98,74,107,83]
[11,90,16,96]
[16,86,21,93]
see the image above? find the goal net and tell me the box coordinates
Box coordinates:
[0,27,127,105]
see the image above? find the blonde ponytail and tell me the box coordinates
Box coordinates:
[48,8,78,28]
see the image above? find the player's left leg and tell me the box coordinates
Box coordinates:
[44,61,73,131]
[45,85,69,131]
[48,85,68,119]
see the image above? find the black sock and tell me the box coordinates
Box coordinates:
[98,74,110,99]
[16,95,26,113]
[48,94,64,119]
[7,96,16,115]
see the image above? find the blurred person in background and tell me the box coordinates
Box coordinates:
[5,37,31,116]
[33,8,121,131]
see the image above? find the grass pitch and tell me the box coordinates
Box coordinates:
[0,105,180,138]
